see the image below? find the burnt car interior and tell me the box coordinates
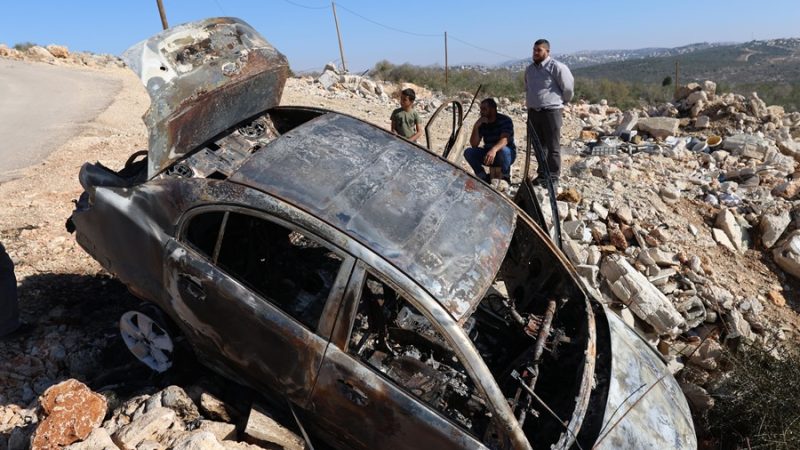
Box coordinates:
[184,210,343,330]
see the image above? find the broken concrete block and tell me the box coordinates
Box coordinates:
[243,405,305,450]
[614,110,638,136]
[725,308,756,342]
[760,210,791,248]
[636,117,680,140]
[773,230,800,279]
[586,245,602,266]
[722,133,770,160]
[695,115,710,129]
[686,90,708,108]
[715,209,743,252]
[600,254,686,336]
[198,420,237,442]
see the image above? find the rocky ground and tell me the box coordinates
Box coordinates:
[2,45,800,449]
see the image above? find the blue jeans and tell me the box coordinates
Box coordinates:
[464,146,516,181]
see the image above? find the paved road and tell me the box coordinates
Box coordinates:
[0,59,121,182]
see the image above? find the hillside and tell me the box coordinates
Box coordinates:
[572,38,800,85]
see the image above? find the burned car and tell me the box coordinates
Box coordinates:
[67,18,696,450]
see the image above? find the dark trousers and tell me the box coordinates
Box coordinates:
[0,242,19,336]
[528,108,563,179]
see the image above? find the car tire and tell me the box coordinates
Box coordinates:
[119,307,175,373]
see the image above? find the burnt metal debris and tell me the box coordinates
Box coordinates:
[66,17,696,450]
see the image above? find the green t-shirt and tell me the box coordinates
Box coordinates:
[391,108,421,139]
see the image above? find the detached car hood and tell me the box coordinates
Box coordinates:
[122,17,289,179]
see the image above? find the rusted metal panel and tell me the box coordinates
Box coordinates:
[230,113,516,323]
[122,17,289,179]
[593,311,697,449]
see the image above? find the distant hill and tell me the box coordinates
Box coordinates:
[500,42,734,71]
[570,38,800,85]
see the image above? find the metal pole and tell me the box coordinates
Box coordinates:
[156,0,169,30]
[331,2,347,73]
[674,61,679,99]
[444,31,449,91]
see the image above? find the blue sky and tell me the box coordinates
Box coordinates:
[2,1,798,72]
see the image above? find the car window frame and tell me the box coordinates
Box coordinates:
[336,260,503,444]
[177,204,354,337]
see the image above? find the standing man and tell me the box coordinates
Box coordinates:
[463,98,516,185]
[390,88,423,142]
[525,39,574,188]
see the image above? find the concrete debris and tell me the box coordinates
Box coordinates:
[715,209,744,252]
[636,117,680,140]
[600,254,686,336]
[243,405,305,450]
[760,211,791,248]
[773,230,800,279]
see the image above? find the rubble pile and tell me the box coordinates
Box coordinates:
[1,380,303,450]
[0,43,124,69]
[547,80,800,413]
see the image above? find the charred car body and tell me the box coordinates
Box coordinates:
[67,18,696,450]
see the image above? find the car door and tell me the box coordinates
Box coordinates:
[307,262,498,450]
[163,206,354,404]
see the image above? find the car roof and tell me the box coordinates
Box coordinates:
[229,112,517,322]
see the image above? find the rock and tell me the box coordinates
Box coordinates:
[562,235,588,265]
[722,133,771,160]
[199,393,234,423]
[676,296,706,329]
[27,45,55,62]
[767,290,787,307]
[112,407,179,450]
[680,382,714,413]
[695,115,710,129]
[600,254,686,336]
[243,405,305,450]
[31,379,107,449]
[556,188,581,203]
[640,248,679,267]
[659,186,681,204]
[576,264,599,287]
[63,428,117,450]
[580,130,599,141]
[715,209,744,252]
[773,230,800,279]
[686,90,708,108]
[725,308,755,341]
[160,386,201,422]
[760,211,791,248]
[45,45,69,58]
[172,431,226,450]
[712,228,737,252]
[316,70,339,90]
[197,421,237,442]
[612,204,633,224]
[636,117,680,140]
[772,179,800,199]
[702,80,717,98]
[614,111,638,136]
[608,223,628,250]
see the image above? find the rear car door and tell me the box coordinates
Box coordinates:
[164,206,353,404]
[307,262,498,449]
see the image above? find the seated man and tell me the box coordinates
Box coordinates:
[463,98,516,185]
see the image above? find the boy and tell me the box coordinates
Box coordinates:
[390,88,422,142]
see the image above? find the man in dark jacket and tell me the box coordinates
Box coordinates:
[0,242,20,337]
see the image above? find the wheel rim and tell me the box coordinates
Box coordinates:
[119,310,174,373]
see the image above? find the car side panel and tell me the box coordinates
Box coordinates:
[164,238,328,405]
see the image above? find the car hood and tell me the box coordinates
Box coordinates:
[594,310,696,448]
[122,17,289,179]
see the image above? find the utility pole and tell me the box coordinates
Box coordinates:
[156,0,169,30]
[331,2,347,73]
[444,31,449,91]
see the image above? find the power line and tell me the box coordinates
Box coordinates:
[281,0,329,10]
[335,3,440,38]
[448,35,519,61]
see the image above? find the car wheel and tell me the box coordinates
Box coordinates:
[119,310,175,373]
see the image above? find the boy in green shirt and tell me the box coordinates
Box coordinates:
[390,88,422,142]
